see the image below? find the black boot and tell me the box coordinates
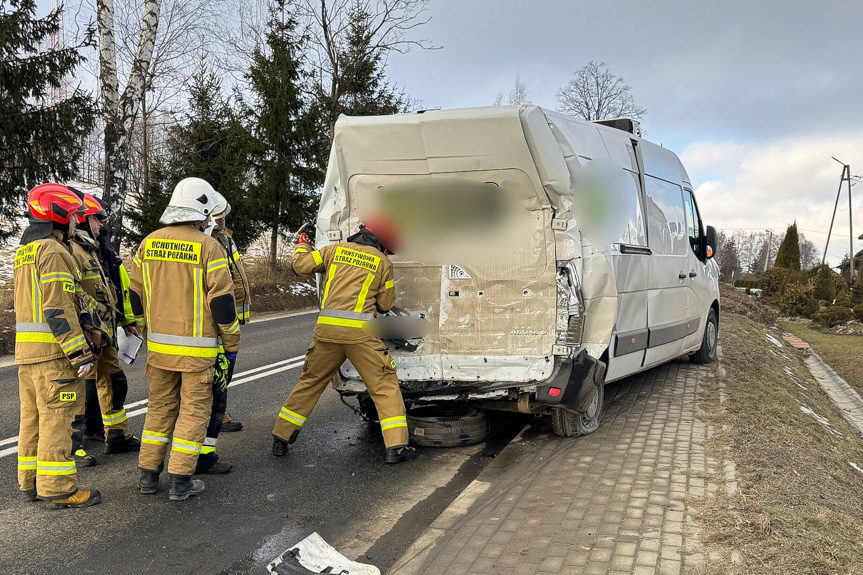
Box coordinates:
[385,445,419,464]
[74,448,97,467]
[138,469,160,495]
[272,437,288,457]
[169,475,205,501]
[195,458,233,474]
[105,434,142,454]
[22,489,39,502]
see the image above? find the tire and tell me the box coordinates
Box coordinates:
[690,308,718,365]
[551,377,604,438]
[407,405,489,447]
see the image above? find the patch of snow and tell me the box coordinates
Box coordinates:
[289,282,316,295]
[800,405,844,437]
[850,462,863,476]
[764,333,784,348]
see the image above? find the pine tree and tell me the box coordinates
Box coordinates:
[814,264,836,302]
[246,3,323,266]
[126,57,256,250]
[774,223,801,270]
[0,0,97,242]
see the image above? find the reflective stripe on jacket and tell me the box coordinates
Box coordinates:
[118,264,136,327]
[216,228,250,323]
[292,241,395,343]
[70,237,117,333]
[129,223,240,372]
[13,232,94,367]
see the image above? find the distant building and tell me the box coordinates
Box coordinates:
[838,249,863,282]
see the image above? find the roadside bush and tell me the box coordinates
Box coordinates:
[854,305,863,323]
[778,282,818,318]
[734,278,761,290]
[813,264,837,302]
[835,290,851,307]
[812,306,855,327]
[852,280,863,305]
[761,268,807,300]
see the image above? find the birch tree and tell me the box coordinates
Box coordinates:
[98,0,162,243]
[557,60,646,122]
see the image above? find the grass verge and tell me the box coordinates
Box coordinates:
[694,313,863,573]
[781,319,863,398]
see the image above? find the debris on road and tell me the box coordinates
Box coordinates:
[267,532,380,575]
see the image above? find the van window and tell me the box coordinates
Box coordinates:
[683,189,703,258]
[619,170,647,246]
[645,176,687,256]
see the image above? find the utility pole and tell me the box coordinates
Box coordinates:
[823,158,853,279]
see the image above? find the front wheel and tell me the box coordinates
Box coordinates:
[551,378,604,438]
[690,308,718,365]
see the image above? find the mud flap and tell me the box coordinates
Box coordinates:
[535,349,606,413]
[267,532,380,575]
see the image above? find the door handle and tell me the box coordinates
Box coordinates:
[689,272,697,278]
[678,273,687,280]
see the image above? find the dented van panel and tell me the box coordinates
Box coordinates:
[316,105,720,403]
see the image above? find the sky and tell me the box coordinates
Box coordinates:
[383,0,863,265]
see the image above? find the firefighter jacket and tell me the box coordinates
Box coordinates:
[129,222,240,372]
[215,228,250,323]
[292,241,395,344]
[96,239,136,327]
[71,232,118,337]
[13,231,95,368]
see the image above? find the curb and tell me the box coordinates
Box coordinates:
[386,425,533,575]
[804,351,863,437]
[0,308,319,369]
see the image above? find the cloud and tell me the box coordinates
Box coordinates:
[685,133,863,264]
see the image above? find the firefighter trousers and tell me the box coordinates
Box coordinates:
[273,338,408,448]
[138,364,213,476]
[83,345,130,442]
[17,358,85,499]
[197,359,234,471]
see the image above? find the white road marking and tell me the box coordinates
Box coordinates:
[0,354,306,459]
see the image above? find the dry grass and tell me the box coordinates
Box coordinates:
[781,320,863,399]
[693,313,863,574]
[244,256,319,313]
[0,284,12,355]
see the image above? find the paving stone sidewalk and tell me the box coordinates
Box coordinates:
[390,359,723,575]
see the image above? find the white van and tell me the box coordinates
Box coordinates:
[315,106,720,437]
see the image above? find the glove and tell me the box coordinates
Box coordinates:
[296,232,312,246]
[214,353,231,392]
[224,352,237,361]
[77,362,93,378]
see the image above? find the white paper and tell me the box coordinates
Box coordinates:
[117,329,144,365]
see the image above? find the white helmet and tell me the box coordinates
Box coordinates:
[159,177,219,224]
[212,192,231,218]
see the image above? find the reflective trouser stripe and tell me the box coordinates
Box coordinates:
[18,456,37,470]
[37,461,76,475]
[354,272,376,313]
[172,438,203,455]
[317,316,367,329]
[201,437,217,455]
[312,251,323,265]
[380,416,408,431]
[279,408,307,427]
[321,264,337,307]
[142,430,170,445]
[103,409,128,426]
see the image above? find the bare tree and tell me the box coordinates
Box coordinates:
[557,60,646,122]
[507,72,529,105]
[492,91,504,106]
[298,0,438,139]
[98,0,163,242]
[799,233,821,269]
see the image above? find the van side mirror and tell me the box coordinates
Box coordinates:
[705,225,717,259]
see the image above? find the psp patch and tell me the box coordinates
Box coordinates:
[59,392,76,402]
[144,239,202,265]
[333,247,380,273]
[62,282,75,293]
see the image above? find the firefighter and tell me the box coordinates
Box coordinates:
[70,193,141,456]
[130,177,241,501]
[192,193,245,475]
[271,224,418,464]
[14,183,101,508]
[211,194,248,434]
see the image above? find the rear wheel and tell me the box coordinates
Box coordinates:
[690,308,718,365]
[551,377,604,438]
[407,405,489,447]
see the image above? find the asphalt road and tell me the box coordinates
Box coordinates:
[0,312,522,575]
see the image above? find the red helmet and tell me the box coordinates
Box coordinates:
[82,193,108,221]
[27,183,86,225]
